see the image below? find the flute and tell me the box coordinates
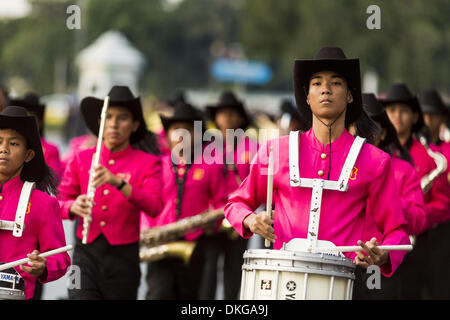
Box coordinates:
[82,96,110,244]
[264,147,274,248]
[0,245,73,272]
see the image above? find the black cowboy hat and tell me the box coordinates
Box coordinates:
[160,101,205,134]
[9,93,46,121]
[418,89,447,115]
[279,99,301,121]
[0,106,48,183]
[80,86,147,143]
[293,47,362,129]
[379,83,424,133]
[362,93,398,145]
[205,91,252,129]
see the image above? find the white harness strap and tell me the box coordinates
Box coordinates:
[12,181,35,237]
[288,131,365,251]
[337,136,366,191]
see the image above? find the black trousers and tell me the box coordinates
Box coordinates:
[197,233,247,300]
[68,234,141,300]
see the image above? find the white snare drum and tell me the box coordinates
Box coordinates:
[240,249,356,300]
[0,288,25,300]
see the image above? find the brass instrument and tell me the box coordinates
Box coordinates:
[419,136,447,193]
[139,207,236,263]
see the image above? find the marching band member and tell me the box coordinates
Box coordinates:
[142,101,228,300]
[382,83,450,299]
[9,94,64,179]
[352,93,426,299]
[418,89,450,184]
[0,105,70,300]
[225,47,410,280]
[58,86,163,300]
[382,84,450,231]
[204,91,258,299]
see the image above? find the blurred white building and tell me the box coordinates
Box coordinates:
[76,30,145,99]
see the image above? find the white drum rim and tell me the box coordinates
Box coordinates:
[243,249,356,268]
[0,288,25,300]
[241,264,355,280]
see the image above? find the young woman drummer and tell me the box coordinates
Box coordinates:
[58,85,163,300]
[0,105,70,300]
[225,47,410,278]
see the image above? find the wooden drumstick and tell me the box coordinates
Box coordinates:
[265,146,274,248]
[0,245,73,272]
[321,244,413,253]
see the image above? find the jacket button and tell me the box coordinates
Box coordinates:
[321,153,327,160]
[318,170,324,177]
[100,221,106,227]
[103,189,110,196]
[108,159,115,166]
[0,195,3,200]
[102,205,108,211]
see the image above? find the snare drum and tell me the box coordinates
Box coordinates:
[240,249,356,300]
[0,287,25,300]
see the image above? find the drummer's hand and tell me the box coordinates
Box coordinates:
[243,211,276,243]
[20,250,47,278]
[355,238,388,269]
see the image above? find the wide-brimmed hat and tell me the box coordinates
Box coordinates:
[160,101,205,133]
[9,93,45,121]
[206,91,252,129]
[293,47,362,129]
[418,89,447,115]
[379,83,424,133]
[80,86,147,143]
[362,93,398,145]
[279,99,301,121]
[0,106,48,182]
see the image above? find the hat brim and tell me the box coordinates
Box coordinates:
[0,115,48,181]
[293,58,362,129]
[205,104,252,130]
[80,96,147,142]
[160,115,205,134]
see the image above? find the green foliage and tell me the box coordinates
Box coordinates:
[0,0,448,97]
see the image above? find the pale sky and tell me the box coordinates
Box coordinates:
[0,0,31,19]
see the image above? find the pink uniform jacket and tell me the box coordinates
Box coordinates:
[225,129,410,276]
[0,176,71,299]
[41,138,63,178]
[223,137,259,194]
[363,157,426,242]
[61,134,97,172]
[140,152,229,241]
[409,138,450,229]
[58,143,163,245]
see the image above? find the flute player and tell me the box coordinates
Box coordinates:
[58,86,163,300]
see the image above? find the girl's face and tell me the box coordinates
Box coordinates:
[0,129,35,179]
[102,106,140,151]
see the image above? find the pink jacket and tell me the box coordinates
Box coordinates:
[58,143,163,245]
[225,129,410,276]
[222,137,259,194]
[41,138,63,178]
[363,157,426,241]
[0,176,71,299]
[409,138,450,229]
[61,134,97,171]
[140,152,229,241]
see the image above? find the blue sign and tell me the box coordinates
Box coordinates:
[211,58,272,85]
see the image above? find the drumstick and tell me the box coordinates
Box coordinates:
[265,146,274,248]
[0,245,73,272]
[321,244,413,253]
